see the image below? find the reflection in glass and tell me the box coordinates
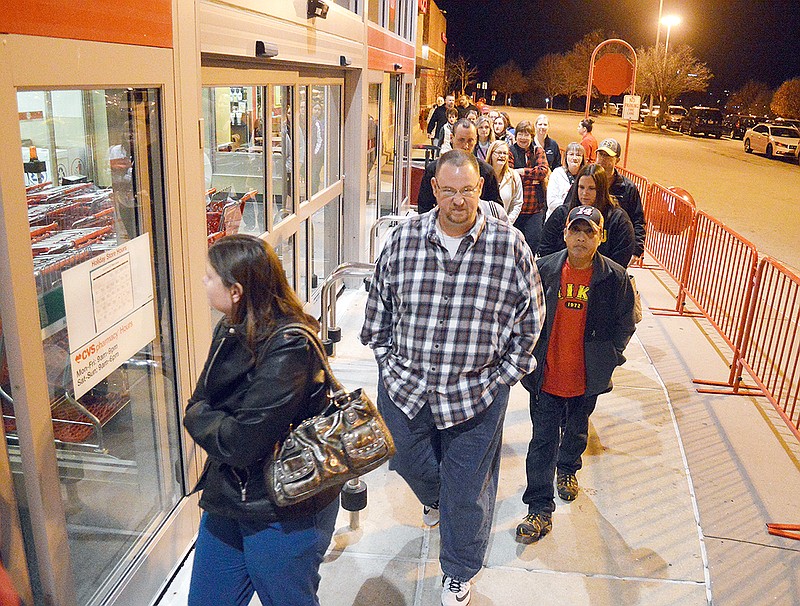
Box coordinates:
[297,86,307,205]
[310,197,340,293]
[271,85,294,225]
[379,74,398,216]
[14,88,182,605]
[297,221,308,303]
[202,86,265,239]
[308,85,341,196]
[274,234,296,293]
[366,84,381,224]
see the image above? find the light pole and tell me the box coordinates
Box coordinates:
[661,14,681,54]
[655,0,664,48]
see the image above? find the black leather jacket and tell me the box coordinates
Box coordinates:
[522,250,636,397]
[184,319,339,523]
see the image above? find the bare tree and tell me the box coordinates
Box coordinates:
[531,54,567,109]
[489,61,528,105]
[726,81,773,116]
[771,78,800,119]
[447,55,479,97]
[637,43,712,124]
[562,31,606,110]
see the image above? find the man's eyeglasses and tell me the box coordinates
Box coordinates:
[437,182,481,199]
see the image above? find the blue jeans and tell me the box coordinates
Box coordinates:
[513,212,544,255]
[188,496,339,606]
[377,376,509,582]
[522,390,598,515]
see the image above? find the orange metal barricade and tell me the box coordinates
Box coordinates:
[616,166,650,268]
[643,182,697,286]
[701,258,800,441]
[617,166,650,208]
[681,212,759,386]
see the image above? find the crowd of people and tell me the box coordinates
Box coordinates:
[183,101,643,606]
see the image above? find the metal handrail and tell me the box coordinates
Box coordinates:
[319,262,375,344]
[368,214,414,263]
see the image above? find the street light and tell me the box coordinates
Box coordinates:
[661,15,681,54]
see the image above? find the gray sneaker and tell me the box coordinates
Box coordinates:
[423,501,440,527]
[441,575,471,605]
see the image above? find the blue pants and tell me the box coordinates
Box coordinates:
[377,377,509,582]
[513,211,544,256]
[188,497,339,606]
[522,390,598,515]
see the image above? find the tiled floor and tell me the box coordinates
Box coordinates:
[157,266,800,605]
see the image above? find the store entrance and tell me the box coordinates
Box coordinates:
[5,86,184,606]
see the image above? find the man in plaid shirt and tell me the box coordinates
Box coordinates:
[360,150,545,606]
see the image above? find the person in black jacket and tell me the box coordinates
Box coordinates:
[184,234,340,606]
[428,94,455,147]
[538,164,635,268]
[417,119,502,214]
[516,205,636,544]
[595,138,646,262]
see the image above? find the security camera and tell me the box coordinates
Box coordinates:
[340,55,352,67]
[308,0,329,19]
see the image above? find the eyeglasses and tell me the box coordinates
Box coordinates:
[437,182,481,199]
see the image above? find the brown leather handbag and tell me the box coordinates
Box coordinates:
[265,324,395,507]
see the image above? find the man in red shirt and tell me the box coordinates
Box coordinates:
[515,205,636,544]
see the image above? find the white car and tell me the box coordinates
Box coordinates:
[744,123,800,159]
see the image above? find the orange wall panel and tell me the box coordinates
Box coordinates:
[367,24,415,74]
[2,0,172,48]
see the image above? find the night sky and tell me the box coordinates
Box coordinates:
[434,0,800,93]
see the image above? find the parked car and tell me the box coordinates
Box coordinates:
[639,105,650,122]
[603,102,618,115]
[665,106,687,129]
[723,114,758,139]
[771,117,800,132]
[680,107,724,137]
[744,123,800,159]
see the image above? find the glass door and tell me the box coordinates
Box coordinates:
[9,87,182,605]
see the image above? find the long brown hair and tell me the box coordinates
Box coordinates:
[208,234,317,350]
[566,163,618,216]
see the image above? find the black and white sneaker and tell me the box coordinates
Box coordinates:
[441,575,471,605]
[423,501,440,527]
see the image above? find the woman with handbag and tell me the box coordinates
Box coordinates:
[184,234,340,606]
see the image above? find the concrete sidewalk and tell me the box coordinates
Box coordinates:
[158,265,800,606]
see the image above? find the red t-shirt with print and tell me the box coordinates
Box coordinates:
[542,260,593,397]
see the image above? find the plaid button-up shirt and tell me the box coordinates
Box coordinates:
[360,207,545,429]
[509,144,549,215]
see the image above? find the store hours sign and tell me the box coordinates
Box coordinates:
[62,233,156,399]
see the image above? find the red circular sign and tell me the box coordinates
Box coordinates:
[593,53,634,96]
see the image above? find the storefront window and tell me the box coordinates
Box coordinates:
[202,86,265,239]
[297,86,309,206]
[379,74,399,216]
[310,197,341,293]
[297,220,308,302]
[309,84,341,196]
[274,234,296,292]
[15,88,182,605]
[271,85,294,225]
[366,83,381,224]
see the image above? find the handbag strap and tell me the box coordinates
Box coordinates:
[267,322,345,394]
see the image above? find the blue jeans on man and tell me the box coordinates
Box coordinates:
[522,390,598,515]
[377,376,510,582]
